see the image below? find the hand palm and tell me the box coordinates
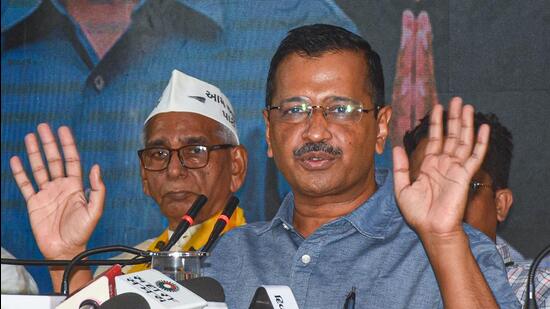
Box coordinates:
[10,124,105,260]
[393,100,489,237]
[396,154,470,235]
[27,177,95,259]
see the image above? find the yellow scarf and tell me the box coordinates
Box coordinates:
[127,207,246,273]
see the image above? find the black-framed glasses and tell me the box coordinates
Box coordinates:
[138,144,235,171]
[468,181,493,198]
[267,96,377,124]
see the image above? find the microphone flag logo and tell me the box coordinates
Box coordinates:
[156,280,180,292]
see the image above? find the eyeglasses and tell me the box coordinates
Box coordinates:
[138,144,235,171]
[267,96,377,124]
[468,181,493,198]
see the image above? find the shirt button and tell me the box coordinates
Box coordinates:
[282,223,290,230]
[94,75,105,91]
[301,254,311,264]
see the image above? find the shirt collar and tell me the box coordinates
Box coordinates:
[1,0,42,32]
[260,168,400,239]
[496,241,514,266]
[2,0,224,33]
[176,0,224,28]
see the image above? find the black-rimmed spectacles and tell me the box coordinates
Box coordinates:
[138,144,235,171]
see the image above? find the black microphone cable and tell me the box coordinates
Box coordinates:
[162,194,208,251]
[124,237,167,267]
[200,196,239,254]
[61,245,150,296]
[1,257,150,266]
[524,244,550,309]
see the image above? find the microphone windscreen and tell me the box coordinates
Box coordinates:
[98,292,150,309]
[180,277,225,302]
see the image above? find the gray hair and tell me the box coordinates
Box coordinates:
[216,124,239,145]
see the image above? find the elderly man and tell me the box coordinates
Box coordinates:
[404,111,550,307]
[9,70,248,291]
[203,24,518,308]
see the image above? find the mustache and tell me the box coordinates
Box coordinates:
[293,142,343,157]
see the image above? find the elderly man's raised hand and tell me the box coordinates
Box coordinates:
[10,124,105,260]
[392,98,489,239]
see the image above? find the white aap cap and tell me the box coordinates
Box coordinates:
[145,70,239,144]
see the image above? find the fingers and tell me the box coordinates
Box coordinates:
[428,99,480,165]
[13,124,80,194]
[37,123,64,180]
[10,156,35,202]
[415,10,439,116]
[463,124,490,175]
[442,98,463,155]
[392,146,411,196]
[58,126,82,179]
[24,132,50,189]
[424,104,443,156]
[455,105,475,161]
[87,164,105,221]
[390,10,415,147]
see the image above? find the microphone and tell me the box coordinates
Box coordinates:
[201,196,239,254]
[524,244,550,309]
[98,293,150,309]
[163,195,208,251]
[57,266,223,309]
[56,264,123,309]
[248,286,299,309]
[115,269,207,308]
[179,277,225,302]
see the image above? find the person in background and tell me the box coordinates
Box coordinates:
[9,70,248,292]
[404,110,550,307]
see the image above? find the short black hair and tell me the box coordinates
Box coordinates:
[403,111,513,189]
[265,24,385,110]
